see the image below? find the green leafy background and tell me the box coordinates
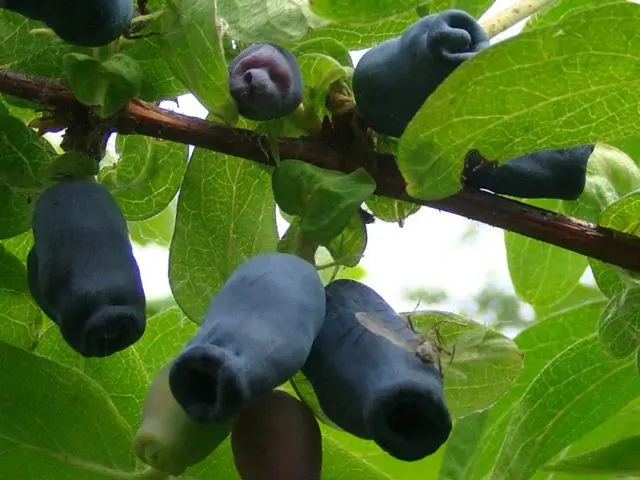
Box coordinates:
[1,0,640,479]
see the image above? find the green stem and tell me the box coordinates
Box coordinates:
[27,28,56,37]
[264,120,283,166]
[290,104,322,135]
[316,256,359,271]
[130,11,167,25]
[479,0,560,38]
[278,222,319,265]
[292,230,318,265]
[134,467,171,480]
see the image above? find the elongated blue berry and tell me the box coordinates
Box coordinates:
[27,179,146,357]
[169,253,326,423]
[353,9,489,137]
[463,144,594,200]
[1,0,133,47]
[303,279,452,461]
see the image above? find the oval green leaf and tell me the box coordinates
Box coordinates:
[169,148,278,322]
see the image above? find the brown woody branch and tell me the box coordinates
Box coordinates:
[3,69,640,272]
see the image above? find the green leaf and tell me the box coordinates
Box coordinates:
[326,212,367,267]
[586,142,640,194]
[438,411,489,480]
[301,169,376,245]
[0,230,34,263]
[524,0,605,31]
[450,300,606,480]
[548,396,640,473]
[290,38,353,67]
[99,135,187,221]
[320,422,445,480]
[134,307,198,377]
[0,112,56,188]
[321,433,395,480]
[315,247,367,284]
[128,201,177,247]
[276,216,318,263]
[7,47,71,83]
[34,325,150,430]
[427,0,494,17]
[0,9,77,71]
[543,435,640,476]
[564,142,640,223]
[161,0,237,124]
[297,53,348,111]
[0,183,36,240]
[534,283,607,319]
[599,190,640,233]
[309,0,423,23]
[34,307,197,430]
[505,199,587,307]
[289,372,341,429]
[272,160,376,245]
[272,160,375,245]
[598,287,640,358]
[181,437,238,479]
[121,12,188,102]
[0,96,40,126]
[588,190,640,298]
[302,10,419,50]
[218,0,317,44]
[169,149,278,322]
[48,151,100,181]
[301,1,493,50]
[401,310,523,418]
[610,134,640,165]
[0,244,42,349]
[398,2,640,200]
[272,159,322,215]
[63,53,143,118]
[0,342,135,478]
[488,335,640,480]
[365,195,420,224]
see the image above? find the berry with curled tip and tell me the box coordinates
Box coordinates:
[228,43,304,121]
[134,363,232,477]
[27,179,146,357]
[1,0,134,47]
[463,144,595,200]
[231,390,322,480]
[302,279,452,461]
[169,253,326,424]
[353,9,489,138]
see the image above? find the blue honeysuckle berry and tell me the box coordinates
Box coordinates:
[302,279,452,461]
[228,43,304,121]
[27,179,146,357]
[2,0,134,47]
[353,9,489,138]
[169,253,326,423]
